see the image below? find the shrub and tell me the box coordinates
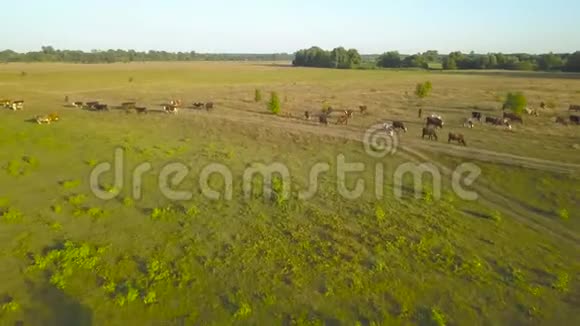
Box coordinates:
[552,271,569,292]
[375,205,386,222]
[254,89,262,102]
[267,92,281,115]
[415,81,433,99]
[559,208,569,221]
[503,92,527,115]
[431,307,447,326]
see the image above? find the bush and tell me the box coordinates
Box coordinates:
[415,81,432,99]
[267,92,281,115]
[254,89,262,102]
[503,92,527,115]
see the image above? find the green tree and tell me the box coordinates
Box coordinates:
[267,92,281,115]
[564,51,580,72]
[538,53,563,71]
[443,57,457,70]
[347,48,361,66]
[254,89,262,102]
[376,51,401,68]
[503,92,527,115]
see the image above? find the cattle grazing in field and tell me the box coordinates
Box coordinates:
[336,110,353,125]
[392,121,407,132]
[35,113,59,124]
[448,132,467,146]
[555,116,569,125]
[471,111,482,121]
[135,107,147,114]
[319,113,328,125]
[122,102,136,109]
[193,102,205,109]
[359,105,367,114]
[463,118,474,128]
[422,126,438,141]
[383,123,395,136]
[170,99,182,107]
[426,115,444,129]
[164,105,178,114]
[205,102,214,111]
[304,111,311,120]
[503,112,523,124]
[569,104,580,112]
[1,99,11,108]
[570,115,580,125]
[85,101,99,109]
[72,101,84,108]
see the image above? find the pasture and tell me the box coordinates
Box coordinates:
[0,62,579,325]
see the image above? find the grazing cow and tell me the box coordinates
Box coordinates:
[193,102,205,109]
[392,121,408,132]
[555,116,569,125]
[94,104,109,111]
[422,127,438,141]
[426,116,444,129]
[463,118,474,128]
[570,115,580,125]
[164,105,178,114]
[448,132,467,146]
[135,107,147,114]
[170,99,182,107]
[85,101,99,109]
[471,111,482,121]
[569,105,580,112]
[304,111,311,120]
[359,105,367,114]
[540,102,546,109]
[1,99,12,108]
[336,110,353,125]
[524,107,539,116]
[503,112,523,124]
[35,113,59,124]
[11,100,24,111]
[122,102,136,109]
[383,123,395,136]
[72,101,84,108]
[319,113,328,125]
[485,116,512,129]
[205,102,214,111]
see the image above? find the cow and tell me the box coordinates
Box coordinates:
[555,116,568,125]
[471,111,482,121]
[383,123,395,136]
[448,132,467,146]
[503,112,523,124]
[336,110,353,125]
[463,118,474,128]
[94,104,109,111]
[392,121,407,132]
[1,99,11,108]
[359,105,368,114]
[72,101,84,108]
[426,116,444,129]
[164,105,178,114]
[422,126,438,141]
[170,99,182,107]
[485,116,512,129]
[569,105,580,112]
[122,102,136,109]
[85,101,99,109]
[319,113,328,125]
[540,102,546,109]
[135,107,147,114]
[304,111,311,120]
[11,100,24,111]
[524,107,539,116]
[205,102,214,111]
[193,102,205,109]
[570,115,580,125]
[35,113,59,124]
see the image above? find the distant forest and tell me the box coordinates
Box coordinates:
[293,46,580,72]
[2,46,580,72]
[0,47,293,63]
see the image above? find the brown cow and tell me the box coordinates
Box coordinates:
[448,132,467,146]
[422,127,438,141]
[205,102,214,111]
[336,110,353,125]
[392,121,407,132]
[503,112,523,124]
[135,107,147,114]
[304,111,311,120]
[359,105,368,114]
[426,116,444,129]
[319,113,328,125]
[569,104,580,112]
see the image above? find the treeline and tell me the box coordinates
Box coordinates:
[0,46,293,63]
[293,46,580,72]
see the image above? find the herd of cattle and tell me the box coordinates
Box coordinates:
[67,99,215,114]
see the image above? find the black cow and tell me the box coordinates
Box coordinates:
[422,127,438,141]
[319,114,328,125]
[94,104,109,111]
[569,105,580,112]
[193,102,205,109]
[135,107,147,114]
[448,133,467,146]
[426,116,444,129]
[570,115,580,125]
[503,112,523,124]
[472,111,482,121]
[392,121,408,132]
[85,101,99,109]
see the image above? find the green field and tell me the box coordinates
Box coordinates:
[1,62,579,325]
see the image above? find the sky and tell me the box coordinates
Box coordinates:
[1,0,579,54]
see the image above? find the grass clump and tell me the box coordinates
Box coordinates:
[67,194,87,206]
[558,208,569,221]
[431,307,447,326]
[552,271,569,293]
[254,88,262,102]
[1,207,24,223]
[267,92,281,115]
[61,179,81,189]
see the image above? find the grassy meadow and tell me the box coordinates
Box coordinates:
[0,62,579,325]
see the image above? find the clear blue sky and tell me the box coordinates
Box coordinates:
[2,0,579,54]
